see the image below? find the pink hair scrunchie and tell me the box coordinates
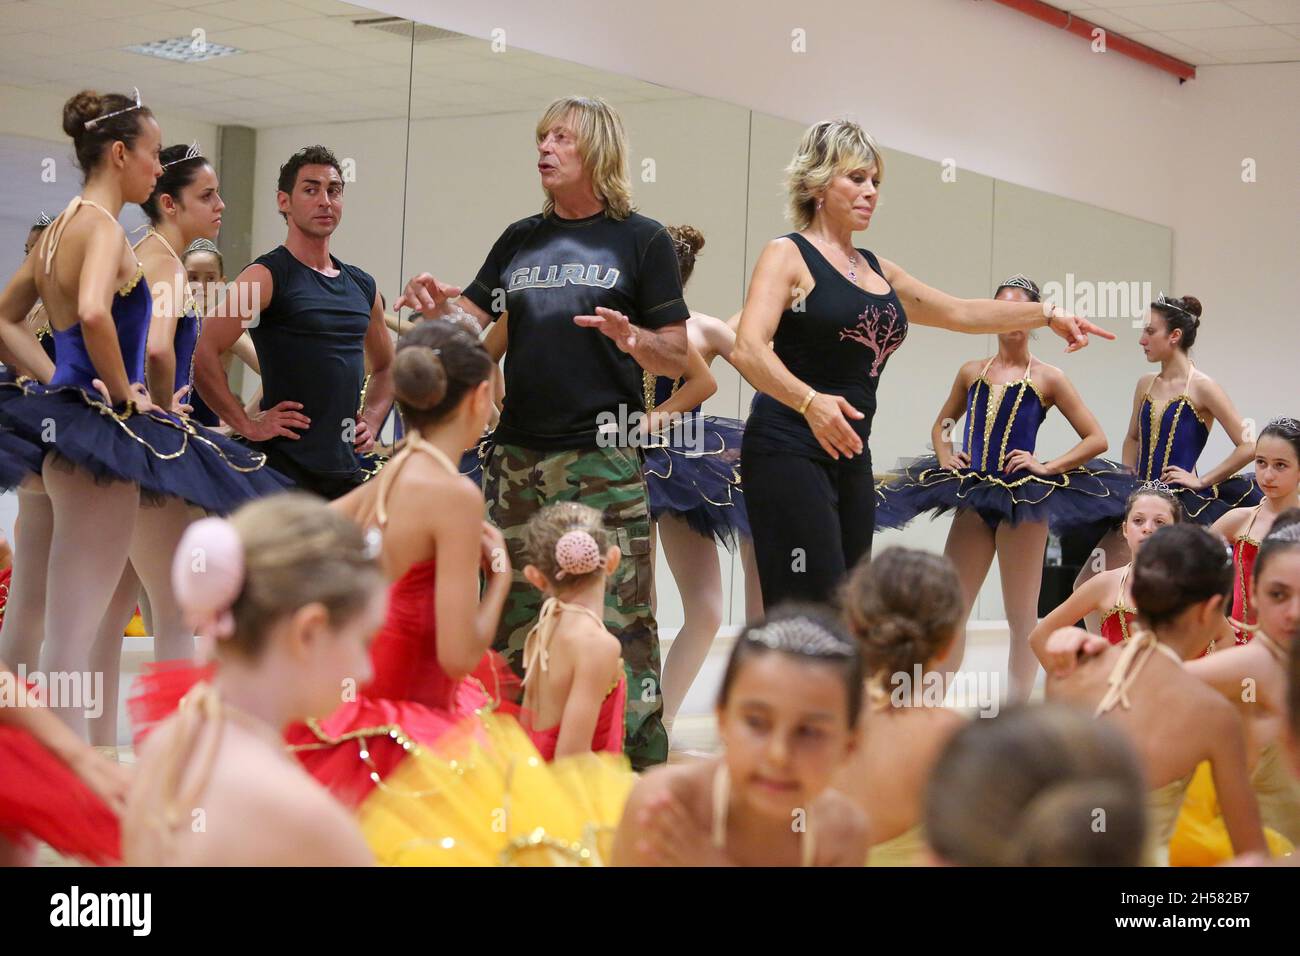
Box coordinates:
[554,529,601,579]
[172,517,245,662]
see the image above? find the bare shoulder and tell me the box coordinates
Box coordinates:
[813,787,870,862]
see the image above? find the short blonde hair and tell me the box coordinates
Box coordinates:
[535,96,634,220]
[784,120,885,230]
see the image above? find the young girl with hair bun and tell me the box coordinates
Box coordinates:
[518,501,627,761]
[1044,524,1268,863]
[1211,418,1300,644]
[925,704,1147,866]
[123,493,383,865]
[133,320,516,808]
[833,547,967,866]
[612,606,868,866]
[1171,510,1300,860]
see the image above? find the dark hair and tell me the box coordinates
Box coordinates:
[1131,524,1232,629]
[140,144,211,223]
[276,145,342,221]
[1123,484,1184,524]
[839,546,963,678]
[666,224,704,286]
[1255,508,1300,586]
[926,704,1147,866]
[62,89,155,177]
[392,320,493,430]
[183,238,224,276]
[1258,418,1300,466]
[1151,294,1203,352]
[995,274,1041,303]
[718,604,865,727]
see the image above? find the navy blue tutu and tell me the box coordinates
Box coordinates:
[0,426,43,491]
[874,454,1133,534]
[1097,467,1261,526]
[459,434,490,488]
[0,376,291,514]
[644,414,749,548]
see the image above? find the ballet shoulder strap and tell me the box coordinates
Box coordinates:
[41,196,134,276]
[373,432,459,530]
[1094,629,1183,717]
[710,763,817,866]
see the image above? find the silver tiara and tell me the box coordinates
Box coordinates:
[184,238,220,257]
[34,211,53,228]
[744,616,854,658]
[997,274,1040,298]
[84,87,143,130]
[162,141,203,169]
[1267,523,1300,544]
[1266,417,1299,432]
[1139,479,1174,493]
[1153,292,1194,320]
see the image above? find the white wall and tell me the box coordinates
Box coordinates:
[362,0,1300,459]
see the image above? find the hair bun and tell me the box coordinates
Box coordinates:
[392,344,446,411]
[676,225,705,254]
[1181,295,1202,320]
[63,90,104,137]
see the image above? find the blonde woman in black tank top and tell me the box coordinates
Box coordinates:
[732,119,1112,606]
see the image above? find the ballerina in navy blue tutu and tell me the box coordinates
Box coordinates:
[641,224,760,726]
[1078,292,1261,599]
[0,89,288,739]
[874,275,1128,702]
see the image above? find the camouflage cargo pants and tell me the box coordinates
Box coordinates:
[483,442,666,770]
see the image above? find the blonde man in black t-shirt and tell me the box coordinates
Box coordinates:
[399,96,688,769]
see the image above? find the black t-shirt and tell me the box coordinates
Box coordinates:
[462,210,690,450]
[744,233,908,463]
[246,245,376,477]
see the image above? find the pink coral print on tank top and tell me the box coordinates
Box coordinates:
[839,302,906,377]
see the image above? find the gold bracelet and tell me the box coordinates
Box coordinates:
[797,388,816,416]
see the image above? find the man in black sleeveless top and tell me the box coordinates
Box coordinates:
[399,97,689,769]
[193,146,394,500]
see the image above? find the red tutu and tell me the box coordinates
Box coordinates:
[0,726,121,864]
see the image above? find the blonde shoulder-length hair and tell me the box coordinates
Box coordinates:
[785,120,885,230]
[536,96,634,220]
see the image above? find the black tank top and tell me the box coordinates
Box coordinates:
[744,233,908,461]
[247,245,377,477]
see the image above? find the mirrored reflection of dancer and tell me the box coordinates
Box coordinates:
[1078,294,1260,602]
[0,90,287,740]
[874,275,1128,701]
[194,145,395,500]
[643,224,762,727]
[733,120,1110,609]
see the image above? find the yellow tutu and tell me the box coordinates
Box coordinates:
[357,713,634,866]
[1169,761,1293,866]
